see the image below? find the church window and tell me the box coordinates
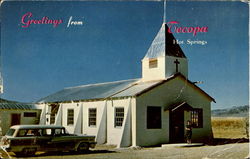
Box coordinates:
[191,108,203,128]
[89,108,97,127]
[49,104,60,125]
[114,107,124,127]
[67,109,74,125]
[23,112,37,117]
[147,106,162,129]
[149,58,158,68]
[50,113,55,125]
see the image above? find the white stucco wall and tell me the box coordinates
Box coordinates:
[135,76,212,146]
[182,83,213,141]
[142,56,188,81]
[82,101,107,144]
[45,98,136,147]
[38,103,47,125]
[54,104,63,126]
[136,97,170,146]
[142,56,166,81]
[106,98,134,146]
[165,56,188,78]
[61,103,79,134]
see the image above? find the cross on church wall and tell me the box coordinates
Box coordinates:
[174,59,180,73]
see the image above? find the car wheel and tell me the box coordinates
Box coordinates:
[14,152,23,157]
[19,148,36,156]
[77,142,89,153]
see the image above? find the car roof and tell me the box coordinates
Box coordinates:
[10,125,65,129]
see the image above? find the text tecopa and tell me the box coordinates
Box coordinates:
[167,21,208,36]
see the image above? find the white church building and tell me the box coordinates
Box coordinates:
[38,22,215,147]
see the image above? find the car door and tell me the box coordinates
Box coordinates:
[35,128,54,151]
[50,128,75,151]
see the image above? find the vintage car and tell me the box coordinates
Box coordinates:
[1,125,96,156]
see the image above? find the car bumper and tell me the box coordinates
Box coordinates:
[1,145,24,153]
[1,145,11,151]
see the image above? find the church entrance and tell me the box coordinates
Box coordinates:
[169,102,193,143]
[11,113,21,126]
[170,109,184,143]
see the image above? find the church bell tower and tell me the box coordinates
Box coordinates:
[142,22,188,81]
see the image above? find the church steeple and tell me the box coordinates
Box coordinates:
[143,23,186,59]
[141,2,188,81]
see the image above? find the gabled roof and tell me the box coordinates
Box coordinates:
[144,23,186,59]
[38,79,164,103]
[38,79,139,103]
[135,73,215,103]
[0,103,38,110]
[38,73,215,103]
[111,80,162,98]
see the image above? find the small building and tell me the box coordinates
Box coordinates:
[0,102,41,136]
[38,22,215,147]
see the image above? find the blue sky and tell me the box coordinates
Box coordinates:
[0,1,248,109]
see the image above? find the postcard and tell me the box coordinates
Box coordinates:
[0,1,248,158]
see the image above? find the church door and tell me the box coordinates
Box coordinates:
[169,109,184,143]
[11,113,21,126]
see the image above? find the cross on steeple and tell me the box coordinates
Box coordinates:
[141,0,188,81]
[174,59,180,73]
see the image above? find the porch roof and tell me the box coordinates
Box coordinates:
[164,102,193,112]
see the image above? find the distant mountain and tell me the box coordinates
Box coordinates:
[212,105,249,117]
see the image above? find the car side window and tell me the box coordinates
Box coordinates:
[44,129,52,136]
[16,128,67,137]
[17,129,41,137]
[33,129,41,136]
[54,128,65,136]
[26,129,40,136]
[55,129,60,136]
[17,129,27,137]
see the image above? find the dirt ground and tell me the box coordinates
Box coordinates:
[1,142,249,159]
[1,117,249,159]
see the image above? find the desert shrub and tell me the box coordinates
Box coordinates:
[212,117,246,138]
[212,117,245,128]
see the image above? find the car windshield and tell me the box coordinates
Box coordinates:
[6,128,15,136]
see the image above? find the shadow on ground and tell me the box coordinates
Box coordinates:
[143,138,249,148]
[208,138,249,145]
[13,149,116,158]
[41,149,115,157]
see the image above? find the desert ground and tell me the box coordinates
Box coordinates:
[212,117,248,139]
[0,117,249,159]
[1,142,248,159]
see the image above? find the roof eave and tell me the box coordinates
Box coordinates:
[41,96,134,104]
